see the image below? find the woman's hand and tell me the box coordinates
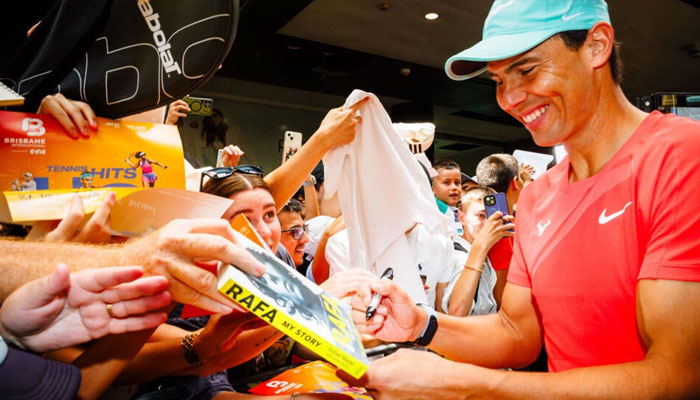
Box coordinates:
[37,93,97,138]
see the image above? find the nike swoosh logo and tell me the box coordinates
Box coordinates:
[562,12,584,21]
[598,202,632,224]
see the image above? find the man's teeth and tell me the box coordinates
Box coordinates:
[523,106,547,123]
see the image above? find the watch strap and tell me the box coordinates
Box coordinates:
[413,303,438,346]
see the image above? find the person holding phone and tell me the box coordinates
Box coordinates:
[347,1,700,398]
[437,186,513,316]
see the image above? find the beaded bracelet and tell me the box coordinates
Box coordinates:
[181,332,202,365]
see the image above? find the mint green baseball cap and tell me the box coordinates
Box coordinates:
[445,0,611,81]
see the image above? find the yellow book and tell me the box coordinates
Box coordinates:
[219,215,369,379]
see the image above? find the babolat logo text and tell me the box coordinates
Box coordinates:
[137,0,182,75]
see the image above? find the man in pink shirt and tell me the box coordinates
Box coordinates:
[350,1,700,398]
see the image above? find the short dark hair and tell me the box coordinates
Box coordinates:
[554,29,623,85]
[475,154,518,194]
[433,159,461,172]
[281,198,303,214]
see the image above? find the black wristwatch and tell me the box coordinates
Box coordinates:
[413,303,438,346]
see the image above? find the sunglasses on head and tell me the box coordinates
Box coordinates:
[199,165,264,191]
[281,224,307,240]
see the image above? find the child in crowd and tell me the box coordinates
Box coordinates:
[437,186,514,316]
[431,159,464,237]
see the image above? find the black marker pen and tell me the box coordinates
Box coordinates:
[365,267,394,320]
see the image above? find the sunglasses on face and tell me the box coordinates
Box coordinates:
[199,165,264,191]
[281,224,307,240]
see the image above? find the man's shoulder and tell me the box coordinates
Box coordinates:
[632,112,700,170]
[637,112,700,150]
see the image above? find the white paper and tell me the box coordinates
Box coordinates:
[513,150,554,180]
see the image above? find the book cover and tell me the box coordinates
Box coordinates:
[0,110,184,191]
[217,216,369,379]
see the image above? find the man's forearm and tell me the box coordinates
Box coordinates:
[428,308,541,369]
[0,239,121,301]
[469,358,700,399]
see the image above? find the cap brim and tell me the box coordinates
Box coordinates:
[461,172,477,185]
[445,29,558,81]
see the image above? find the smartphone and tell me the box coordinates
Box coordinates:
[281,131,302,164]
[216,149,224,167]
[483,192,510,219]
[183,96,213,116]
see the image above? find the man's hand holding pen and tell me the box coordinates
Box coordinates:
[351,268,427,344]
[365,267,394,320]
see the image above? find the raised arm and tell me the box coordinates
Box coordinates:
[264,99,367,211]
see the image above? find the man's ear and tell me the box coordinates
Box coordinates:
[510,177,521,192]
[587,22,615,71]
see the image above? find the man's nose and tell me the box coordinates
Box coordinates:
[498,82,527,112]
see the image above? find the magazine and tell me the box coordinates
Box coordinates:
[217,216,369,379]
[0,110,184,191]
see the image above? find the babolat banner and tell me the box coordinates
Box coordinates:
[1,0,238,118]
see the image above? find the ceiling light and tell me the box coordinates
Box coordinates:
[424,12,438,20]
